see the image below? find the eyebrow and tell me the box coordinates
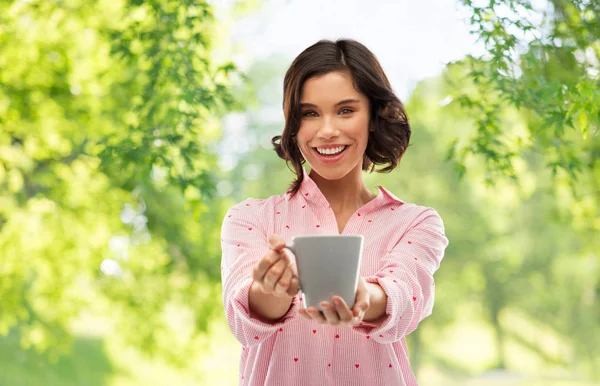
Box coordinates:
[300,99,361,109]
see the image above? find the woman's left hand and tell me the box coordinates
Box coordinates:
[298,277,370,327]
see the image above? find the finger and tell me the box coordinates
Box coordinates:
[281,248,298,266]
[268,234,286,251]
[298,308,311,320]
[278,249,299,293]
[253,249,282,282]
[319,301,340,326]
[306,307,327,324]
[275,266,293,296]
[263,258,288,293]
[279,247,297,274]
[287,275,300,297]
[332,297,354,324]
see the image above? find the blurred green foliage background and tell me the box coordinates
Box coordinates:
[0,0,598,385]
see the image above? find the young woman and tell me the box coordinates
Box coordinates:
[221,39,449,386]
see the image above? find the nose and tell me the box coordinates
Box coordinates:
[317,117,340,139]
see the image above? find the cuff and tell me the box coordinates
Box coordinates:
[351,276,405,338]
[232,279,299,341]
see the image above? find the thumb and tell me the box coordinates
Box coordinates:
[353,300,369,318]
[353,280,370,317]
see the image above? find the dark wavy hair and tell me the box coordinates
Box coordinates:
[271,39,411,196]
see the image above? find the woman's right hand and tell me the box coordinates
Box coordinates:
[252,234,300,298]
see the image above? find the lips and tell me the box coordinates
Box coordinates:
[314,146,347,157]
[314,145,348,156]
[312,145,349,164]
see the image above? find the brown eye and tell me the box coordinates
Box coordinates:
[302,111,318,117]
[339,108,354,115]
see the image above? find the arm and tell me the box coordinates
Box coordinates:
[248,281,295,322]
[221,200,299,347]
[363,282,387,322]
[352,208,449,343]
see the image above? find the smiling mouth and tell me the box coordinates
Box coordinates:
[313,145,349,157]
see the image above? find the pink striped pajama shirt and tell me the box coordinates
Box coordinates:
[221,169,449,385]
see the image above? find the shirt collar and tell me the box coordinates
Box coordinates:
[285,167,404,206]
[375,185,404,204]
[285,167,326,205]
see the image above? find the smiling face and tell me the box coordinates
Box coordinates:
[296,71,371,181]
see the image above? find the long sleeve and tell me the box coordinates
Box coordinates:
[220,199,299,348]
[352,208,448,344]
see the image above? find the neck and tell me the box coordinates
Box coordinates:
[308,164,376,214]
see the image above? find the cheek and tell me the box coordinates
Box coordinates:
[345,118,370,143]
[297,122,317,142]
[296,125,314,154]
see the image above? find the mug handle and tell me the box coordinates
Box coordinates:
[283,243,302,294]
[284,243,295,255]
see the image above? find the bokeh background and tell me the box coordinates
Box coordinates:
[1,0,598,385]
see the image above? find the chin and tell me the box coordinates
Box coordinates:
[307,163,360,181]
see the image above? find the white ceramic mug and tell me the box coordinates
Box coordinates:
[286,235,364,309]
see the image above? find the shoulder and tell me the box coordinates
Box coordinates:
[378,185,444,223]
[224,193,287,220]
[396,203,446,242]
[221,194,285,238]
[378,187,445,231]
[400,202,442,220]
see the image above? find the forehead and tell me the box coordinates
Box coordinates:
[300,71,366,104]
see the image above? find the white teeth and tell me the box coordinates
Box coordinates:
[316,146,346,155]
